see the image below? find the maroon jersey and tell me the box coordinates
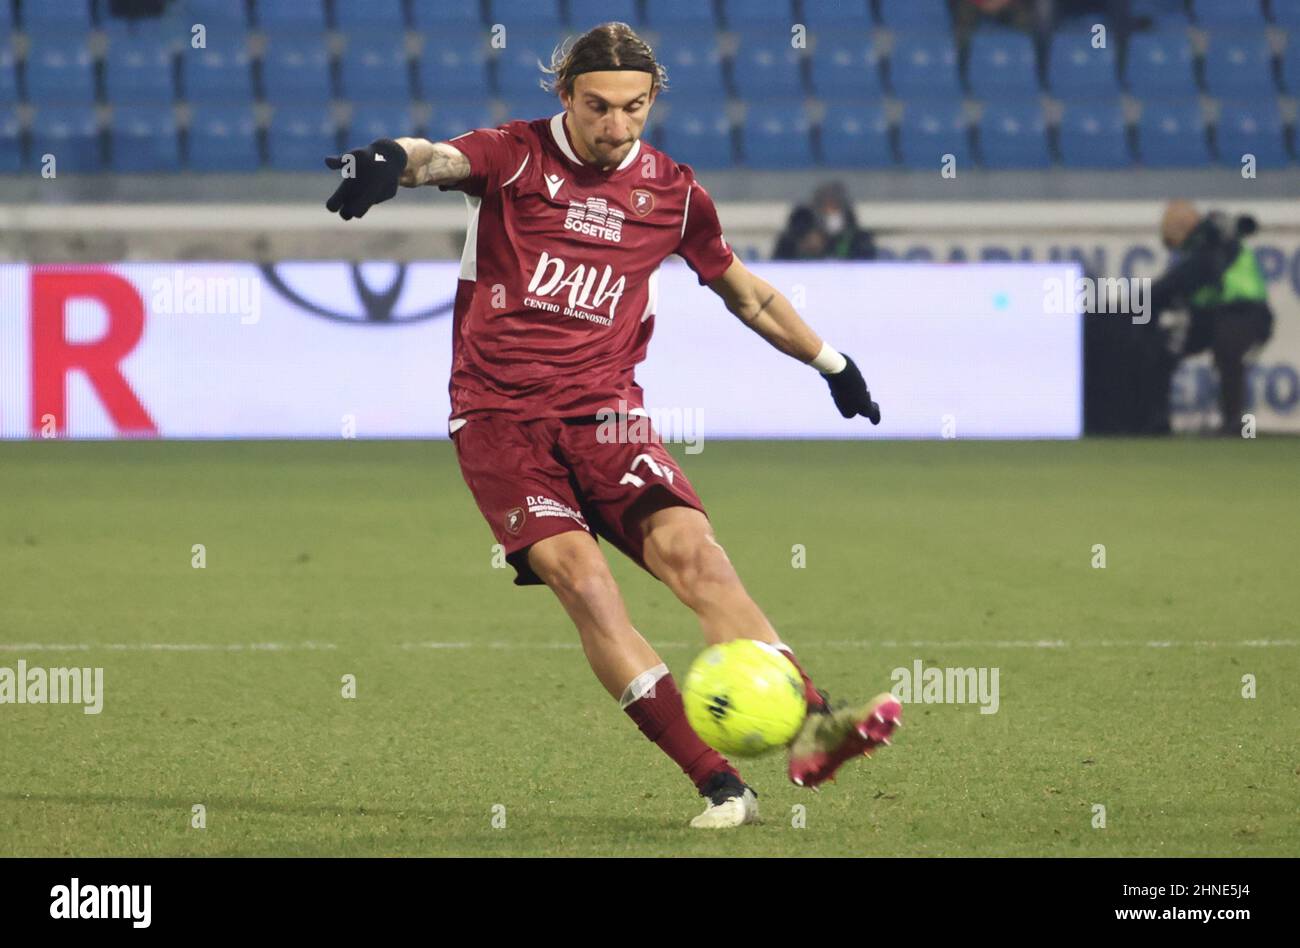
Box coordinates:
[438,112,734,423]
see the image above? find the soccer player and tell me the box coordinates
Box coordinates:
[325,23,901,828]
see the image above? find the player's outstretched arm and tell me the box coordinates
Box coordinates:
[707,257,881,424]
[324,138,470,221]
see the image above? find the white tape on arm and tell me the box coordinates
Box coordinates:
[809,341,848,375]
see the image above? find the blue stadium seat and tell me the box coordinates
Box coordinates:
[0,39,17,105]
[0,106,22,171]
[427,102,496,144]
[266,104,336,170]
[417,37,490,99]
[182,36,255,103]
[659,102,733,169]
[1202,30,1276,98]
[1131,0,1190,25]
[254,0,327,32]
[1047,31,1120,97]
[722,0,793,29]
[499,89,559,120]
[334,0,406,31]
[1137,98,1211,166]
[966,29,1039,97]
[820,101,892,167]
[1058,98,1130,167]
[878,0,949,31]
[495,29,563,96]
[643,0,718,29]
[568,0,639,27]
[890,34,961,98]
[1216,99,1289,167]
[487,0,562,30]
[657,37,727,102]
[410,0,482,30]
[261,34,333,105]
[1124,30,1197,97]
[1282,39,1300,93]
[181,0,249,30]
[0,5,11,37]
[111,104,181,171]
[348,102,415,142]
[741,100,812,168]
[810,34,884,99]
[1192,0,1267,28]
[26,37,98,105]
[188,103,260,170]
[340,31,410,101]
[31,105,102,172]
[22,0,92,37]
[732,32,805,99]
[898,99,969,169]
[979,99,1050,169]
[105,36,176,105]
[1272,0,1300,28]
[801,0,873,30]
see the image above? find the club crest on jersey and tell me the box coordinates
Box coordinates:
[505,507,525,535]
[564,197,624,243]
[630,189,654,216]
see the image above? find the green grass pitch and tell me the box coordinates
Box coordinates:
[1,438,1297,856]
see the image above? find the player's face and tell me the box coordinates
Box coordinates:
[562,72,656,170]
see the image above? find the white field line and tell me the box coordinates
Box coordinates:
[0,639,1295,653]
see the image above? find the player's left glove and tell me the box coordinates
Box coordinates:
[324,138,407,221]
[822,354,881,425]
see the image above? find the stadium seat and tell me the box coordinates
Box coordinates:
[30,105,102,172]
[182,36,255,103]
[877,0,950,31]
[820,101,892,167]
[334,0,406,31]
[978,99,1050,169]
[741,100,812,168]
[266,105,337,171]
[26,37,98,105]
[1057,98,1130,167]
[1282,39,1300,93]
[658,102,734,169]
[0,39,17,105]
[500,89,560,120]
[487,0,562,30]
[1131,0,1190,25]
[568,0,639,27]
[111,104,181,171]
[1202,30,1276,98]
[1215,99,1290,168]
[898,99,970,169]
[1137,98,1211,166]
[642,0,718,30]
[495,29,563,97]
[21,0,93,37]
[889,34,961,98]
[105,36,176,105]
[0,106,21,171]
[722,0,793,29]
[411,0,482,30]
[1272,0,1300,28]
[181,0,249,30]
[1047,31,1120,98]
[1192,0,1267,28]
[261,34,333,105]
[417,37,490,99]
[187,103,260,171]
[427,102,496,144]
[253,0,327,33]
[657,37,727,103]
[800,0,873,30]
[1124,30,1197,97]
[966,29,1040,98]
[340,31,411,101]
[731,32,806,99]
[810,34,884,100]
[349,102,416,142]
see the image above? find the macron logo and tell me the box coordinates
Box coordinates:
[545,173,565,199]
[375,153,387,162]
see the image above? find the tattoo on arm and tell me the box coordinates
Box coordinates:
[739,292,776,325]
[397,139,471,187]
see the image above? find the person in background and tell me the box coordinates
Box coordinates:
[1151,200,1274,436]
[773,183,876,261]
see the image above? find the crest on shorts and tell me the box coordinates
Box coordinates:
[630,189,655,216]
[505,507,525,535]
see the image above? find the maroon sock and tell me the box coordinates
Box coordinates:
[623,673,738,793]
[776,644,829,712]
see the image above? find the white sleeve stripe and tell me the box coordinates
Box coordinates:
[501,153,530,189]
[681,184,693,239]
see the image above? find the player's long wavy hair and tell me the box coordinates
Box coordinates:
[541,22,669,96]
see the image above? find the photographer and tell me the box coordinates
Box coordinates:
[1151,201,1274,436]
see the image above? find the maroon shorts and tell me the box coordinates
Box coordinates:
[452,412,708,585]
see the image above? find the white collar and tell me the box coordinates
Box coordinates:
[550,112,642,172]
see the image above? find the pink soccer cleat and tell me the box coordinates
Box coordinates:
[787,692,902,789]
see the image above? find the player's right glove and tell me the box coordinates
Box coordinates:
[823,354,882,425]
[324,138,407,220]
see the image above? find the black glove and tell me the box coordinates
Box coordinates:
[324,138,407,220]
[823,354,881,424]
